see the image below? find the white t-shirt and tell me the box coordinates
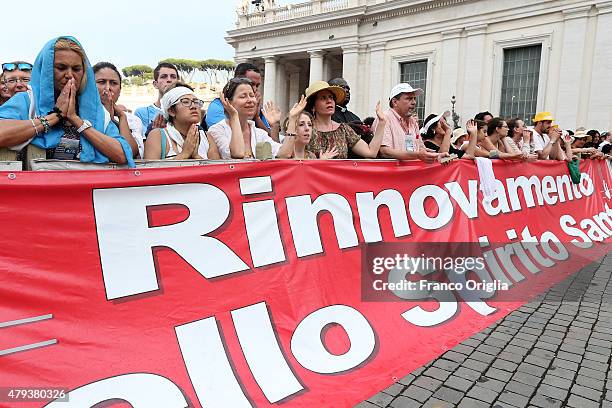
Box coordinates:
[208,119,281,159]
[532,128,550,156]
[126,112,145,158]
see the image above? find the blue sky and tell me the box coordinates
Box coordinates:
[3,0,272,70]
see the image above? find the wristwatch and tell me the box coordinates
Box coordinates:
[77,120,92,134]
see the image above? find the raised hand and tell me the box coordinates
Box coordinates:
[262,101,281,125]
[100,89,115,117]
[180,124,199,158]
[221,93,238,119]
[151,113,167,130]
[66,79,78,123]
[289,95,307,119]
[466,119,477,135]
[548,126,561,142]
[440,116,450,132]
[55,80,71,115]
[375,101,386,122]
[522,129,532,143]
[319,146,339,159]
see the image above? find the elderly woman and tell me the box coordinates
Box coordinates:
[305,81,384,159]
[208,77,293,159]
[93,62,142,158]
[0,37,133,165]
[144,85,220,160]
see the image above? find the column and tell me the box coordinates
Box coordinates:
[461,25,487,120]
[367,42,386,114]
[288,68,301,109]
[438,29,462,117]
[342,44,360,110]
[555,6,591,129]
[263,56,277,103]
[587,1,612,130]
[275,61,288,111]
[308,50,325,83]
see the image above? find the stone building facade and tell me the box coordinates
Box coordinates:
[227,0,612,130]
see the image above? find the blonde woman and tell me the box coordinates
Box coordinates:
[0,36,133,165]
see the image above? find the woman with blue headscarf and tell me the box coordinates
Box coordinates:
[0,36,134,166]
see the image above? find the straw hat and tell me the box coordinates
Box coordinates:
[304,81,346,104]
[451,128,468,144]
[533,111,555,123]
[573,127,588,138]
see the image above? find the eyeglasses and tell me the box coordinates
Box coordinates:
[175,98,204,108]
[4,77,30,85]
[2,62,33,72]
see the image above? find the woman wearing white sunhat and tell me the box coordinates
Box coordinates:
[304,80,386,159]
[144,85,221,160]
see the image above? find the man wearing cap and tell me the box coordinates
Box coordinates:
[372,83,440,163]
[532,111,562,160]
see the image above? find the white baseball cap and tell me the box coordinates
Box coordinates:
[389,83,423,100]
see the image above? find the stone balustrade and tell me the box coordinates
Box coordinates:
[238,0,355,28]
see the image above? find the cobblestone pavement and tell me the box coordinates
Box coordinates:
[356,254,612,408]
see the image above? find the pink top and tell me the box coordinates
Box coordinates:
[372,109,420,151]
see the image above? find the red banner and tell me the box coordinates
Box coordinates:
[1,160,612,408]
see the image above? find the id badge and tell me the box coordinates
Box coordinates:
[405,134,416,152]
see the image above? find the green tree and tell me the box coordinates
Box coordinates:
[122,65,153,78]
[199,59,235,85]
[159,58,200,82]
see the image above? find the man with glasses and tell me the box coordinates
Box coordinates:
[0,62,32,105]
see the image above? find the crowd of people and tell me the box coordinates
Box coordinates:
[1,36,611,168]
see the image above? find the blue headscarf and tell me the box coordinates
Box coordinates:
[0,36,134,167]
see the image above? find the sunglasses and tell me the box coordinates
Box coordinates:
[2,63,33,72]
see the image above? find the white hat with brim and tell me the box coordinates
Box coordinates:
[451,128,468,144]
[574,128,588,138]
[305,81,346,104]
[389,83,423,100]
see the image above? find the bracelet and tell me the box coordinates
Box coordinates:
[38,115,51,134]
[284,132,297,137]
[48,107,63,119]
[489,150,500,159]
[30,119,40,136]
